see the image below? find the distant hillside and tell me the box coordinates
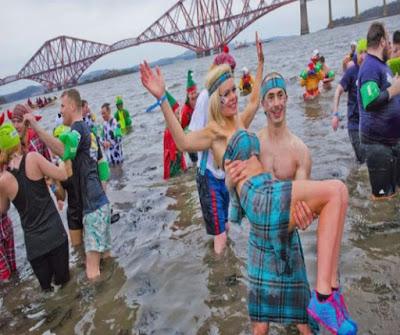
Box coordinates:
[331,2,400,27]
[0,85,44,105]
[79,49,197,85]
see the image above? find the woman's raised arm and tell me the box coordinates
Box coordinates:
[240,32,264,129]
[140,61,216,152]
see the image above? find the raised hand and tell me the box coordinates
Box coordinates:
[23,112,38,129]
[140,61,166,100]
[255,32,264,64]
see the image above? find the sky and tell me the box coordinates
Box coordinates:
[0,0,389,94]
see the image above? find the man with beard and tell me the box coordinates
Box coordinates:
[358,22,400,198]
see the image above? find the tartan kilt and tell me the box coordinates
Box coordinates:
[247,231,311,324]
[238,174,311,324]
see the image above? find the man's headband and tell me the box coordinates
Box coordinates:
[261,77,286,99]
[208,72,232,96]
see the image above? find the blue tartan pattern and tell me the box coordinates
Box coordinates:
[231,173,315,327]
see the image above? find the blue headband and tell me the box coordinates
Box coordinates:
[208,72,232,96]
[261,77,286,99]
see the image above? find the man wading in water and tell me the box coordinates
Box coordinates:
[225,72,318,334]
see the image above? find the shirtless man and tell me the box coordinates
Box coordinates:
[226,72,316,334]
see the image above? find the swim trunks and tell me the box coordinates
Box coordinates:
[196,168,229,236]
[83,203,111,252]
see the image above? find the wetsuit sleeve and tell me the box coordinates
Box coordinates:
[360,81,388,110]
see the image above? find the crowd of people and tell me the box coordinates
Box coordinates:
[1,21,400,335]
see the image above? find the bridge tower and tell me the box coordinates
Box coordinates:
[328,0,333,28]
[355,0,359,21]
[300,0,309,35]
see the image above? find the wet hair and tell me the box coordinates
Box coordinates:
[393,30,400,45]
[320,56,325,63]
[367,22,386,49]
[101,102,111,111]
[205,64,233,125]
[81,99,88,107]
[61,89,82,110]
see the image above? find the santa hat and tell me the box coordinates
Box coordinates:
[186,70,197,93]
[166,91,179,112]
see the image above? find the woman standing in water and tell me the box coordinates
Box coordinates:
[0,124,70,291]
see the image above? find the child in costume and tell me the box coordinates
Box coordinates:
[180,70,198,164]
[163,91,187,179]
[114,96,132,135]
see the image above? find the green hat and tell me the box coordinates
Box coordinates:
[53,124,71,138]
[186,70,197,93]
[0,123,20,150]
[357,38,367,54]
[115,96,123,105]
[166,91,179,112]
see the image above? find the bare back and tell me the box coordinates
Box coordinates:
[258,127,311,181]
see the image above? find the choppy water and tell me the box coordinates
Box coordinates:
[1,15,400,335]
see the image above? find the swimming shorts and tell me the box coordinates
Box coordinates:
[83,203,111,252]
[196,168,229,236]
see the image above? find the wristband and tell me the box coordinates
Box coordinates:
[145,94,167,113]
[156,94,167,106]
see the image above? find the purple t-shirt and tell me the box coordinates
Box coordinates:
[340,64,359,131]
[358,54,400,145]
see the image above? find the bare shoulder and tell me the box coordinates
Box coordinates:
[0,170,13,192]
[290,133,310,156]
[25,151,43,164]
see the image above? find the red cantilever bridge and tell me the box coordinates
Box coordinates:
[0,0,302,91]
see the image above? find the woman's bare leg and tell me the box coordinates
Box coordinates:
[330,183,348,288]
[290,179,347,295]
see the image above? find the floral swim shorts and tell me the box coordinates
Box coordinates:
[83,203,111,253]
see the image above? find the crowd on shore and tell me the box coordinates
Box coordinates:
[1,21,400,335]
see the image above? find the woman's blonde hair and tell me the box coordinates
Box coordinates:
[205,64,233,126]
[0,144,20,166]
